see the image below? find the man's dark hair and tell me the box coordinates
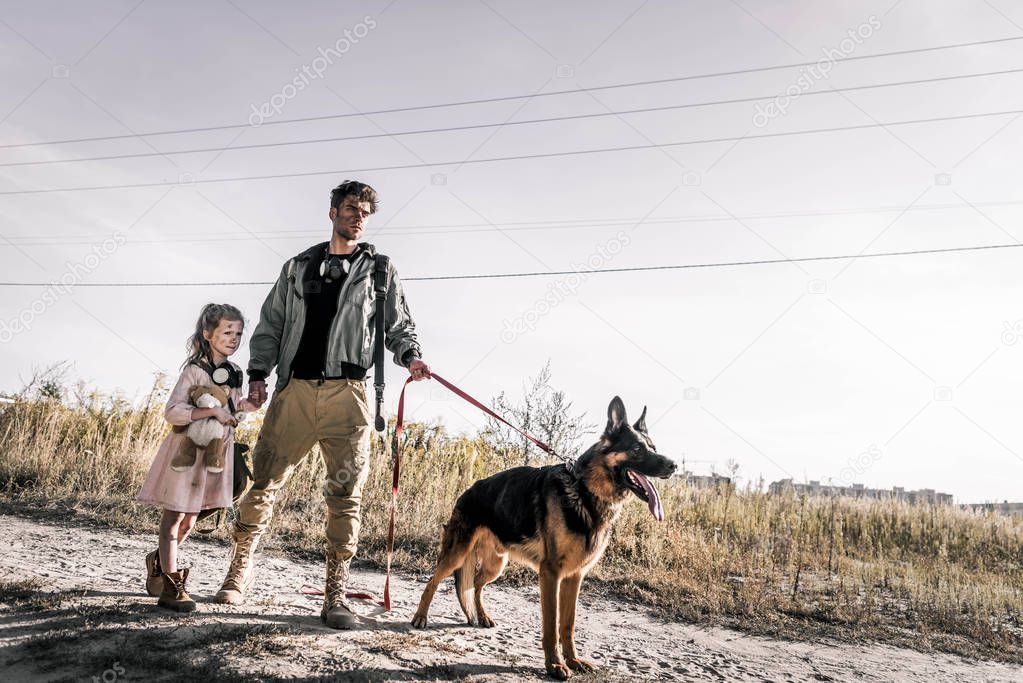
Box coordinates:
[330,180,379,214]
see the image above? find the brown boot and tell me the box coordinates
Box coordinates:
[321,550,357,629]
[214,537,258,605]
[145,549,164,597]
[158,568,196,613]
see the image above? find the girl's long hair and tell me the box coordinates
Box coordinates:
[183,303,245,369]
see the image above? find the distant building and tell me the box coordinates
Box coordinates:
[768,478,953,505]
[679,470,732,490]
[965,501,1023,517]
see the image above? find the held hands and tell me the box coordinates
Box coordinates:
[409,359,431,382]
[236,398,260,413]
[247,380,268,408]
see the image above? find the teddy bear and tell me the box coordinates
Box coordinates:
[170,384,245,474]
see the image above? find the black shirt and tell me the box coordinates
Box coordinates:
[290,247,367,380]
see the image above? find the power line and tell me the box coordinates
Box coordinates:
[2,108,1020,196]
[2,242,1019,286]
[5,68,1021,168]
[5,198,1023,246]
[1,34,1020,150]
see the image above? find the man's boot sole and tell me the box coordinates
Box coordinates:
[321,610,356,629]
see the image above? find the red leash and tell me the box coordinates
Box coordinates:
[430,373,567,459]
[382,375,413,611]
[381,372,569,611]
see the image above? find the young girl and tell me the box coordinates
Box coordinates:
[137,303,257,612]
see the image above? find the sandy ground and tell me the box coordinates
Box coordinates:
[0,514,1020,682]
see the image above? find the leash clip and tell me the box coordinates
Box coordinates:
[374,386,386,433]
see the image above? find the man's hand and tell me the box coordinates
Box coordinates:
[248,380,268,407]
[236,398,260,413]
[409,359,431,381]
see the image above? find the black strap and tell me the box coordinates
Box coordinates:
[373,254,390,432]
[190,358,237,414]
[191,357,215,377]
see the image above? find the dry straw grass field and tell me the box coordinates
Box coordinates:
[1,371,1020,664]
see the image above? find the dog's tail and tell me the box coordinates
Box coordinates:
[452,538,478,624]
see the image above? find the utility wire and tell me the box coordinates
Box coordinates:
[2,108,1021,197]
[0,34,1020,150]
[4,68,1020,168]
[5,198,1023,246]
[2,242,1019,286]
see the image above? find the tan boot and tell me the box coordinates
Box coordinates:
[158,568,196,613]
[321,550,357,629]
[214,537,257,605]
[145,549,164,597]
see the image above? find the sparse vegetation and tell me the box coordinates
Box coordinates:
[0,577,78,613]
[19,610,298,683]
[1,369,1020,663]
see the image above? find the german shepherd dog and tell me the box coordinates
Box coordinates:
[411,396,676,679]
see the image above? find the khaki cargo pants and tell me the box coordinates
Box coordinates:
[233,378,372,560]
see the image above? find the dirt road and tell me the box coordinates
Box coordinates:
[0,514,1018,682]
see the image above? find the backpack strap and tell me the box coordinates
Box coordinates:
[372,254,391,432]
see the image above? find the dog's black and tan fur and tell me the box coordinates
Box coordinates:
[411,396,676,679]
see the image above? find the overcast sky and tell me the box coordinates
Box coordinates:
[1,0,1021,503]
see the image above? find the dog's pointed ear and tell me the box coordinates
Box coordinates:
[605,396,628,436]
[633,406,648,434]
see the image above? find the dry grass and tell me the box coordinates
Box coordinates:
[1,379,1020,662]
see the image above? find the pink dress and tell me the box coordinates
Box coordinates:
[136,362,242,513]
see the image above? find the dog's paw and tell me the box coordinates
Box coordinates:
[566,657,596,672]
[477,613,496,628]
[545,662,572,680]
[410,613,428,628]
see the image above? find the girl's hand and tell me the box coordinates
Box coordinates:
[236,398,259,413]
[211,407,238,427]
[248,380,268,407]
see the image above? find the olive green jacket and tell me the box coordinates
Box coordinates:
[248,242,422,391]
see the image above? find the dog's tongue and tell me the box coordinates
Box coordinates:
[634,472,664,521]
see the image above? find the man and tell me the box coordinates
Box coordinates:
[215,180,430,629]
